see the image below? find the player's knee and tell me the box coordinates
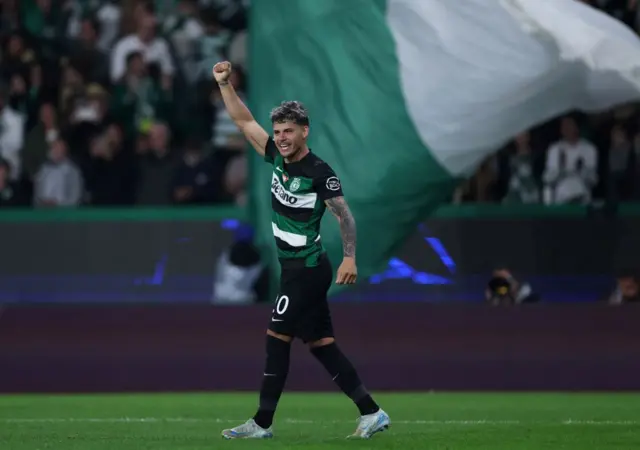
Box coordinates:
[267,329,293,343]
[307,337,335,348]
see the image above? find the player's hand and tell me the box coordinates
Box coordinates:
[212,61,232,84]
[336,257,357,285]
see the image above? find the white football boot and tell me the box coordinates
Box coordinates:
[347,408,390,439]
[221,419,273,439]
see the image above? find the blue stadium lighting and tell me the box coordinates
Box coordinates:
[133,254,167,286]
[369,258,451,285]
[425,237,456,274]
[134,220,458,288]
[221,219,241,229]
[367,224,457,285]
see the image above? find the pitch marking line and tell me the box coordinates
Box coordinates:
[0,418,638,426]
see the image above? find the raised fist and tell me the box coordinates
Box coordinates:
[212,61,232,84]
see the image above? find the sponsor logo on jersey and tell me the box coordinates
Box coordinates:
[272,177,298,205]
[271,173,318,209]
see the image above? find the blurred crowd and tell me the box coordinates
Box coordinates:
[4,1,640,210]
[454,0,640,206]
[0,0,249,208]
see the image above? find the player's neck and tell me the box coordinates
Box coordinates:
[284,145,310,163]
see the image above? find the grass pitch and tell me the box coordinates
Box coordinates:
[1,392,639,449]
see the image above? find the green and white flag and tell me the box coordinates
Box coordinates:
[248,0,640,291]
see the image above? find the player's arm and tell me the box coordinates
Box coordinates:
[212,61,269,156]
[325,196,356,260]
[318,172,357,284]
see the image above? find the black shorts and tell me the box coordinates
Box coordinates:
[268,253,334,343]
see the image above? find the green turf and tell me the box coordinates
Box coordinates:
[1,393,639,449]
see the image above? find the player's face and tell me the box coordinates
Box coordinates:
[273,121,308,158]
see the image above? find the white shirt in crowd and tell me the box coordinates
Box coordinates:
[34,160,84,207]
[110,34,175,82]
[213,92,246,148]
[164,15,204,85]
[542,138,598,204]
[212,249,263,305]
[66,2,122,52]
[0,106,25,180]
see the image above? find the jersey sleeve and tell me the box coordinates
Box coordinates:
[313,164,344,201]
[264,137,277,164]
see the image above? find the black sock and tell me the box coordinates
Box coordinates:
[311,342,380,416]
[253,335,291,429]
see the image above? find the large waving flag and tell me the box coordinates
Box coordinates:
[248,0,640,293]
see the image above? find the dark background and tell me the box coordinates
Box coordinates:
[1,303,639,393]
[0,221,235,303]
[0,217,635,304]
[1,217,638,393]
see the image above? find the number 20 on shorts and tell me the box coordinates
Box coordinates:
[275,295,289,315]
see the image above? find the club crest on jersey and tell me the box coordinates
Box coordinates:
[289,178,301,192]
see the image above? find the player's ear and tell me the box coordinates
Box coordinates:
[302,125,309,139]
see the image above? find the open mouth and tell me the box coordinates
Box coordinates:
[278,143,291,152]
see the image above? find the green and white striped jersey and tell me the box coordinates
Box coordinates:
[264,138,343,267]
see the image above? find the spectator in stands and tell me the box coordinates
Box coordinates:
[85,123,136,206]
[452,154,499,203]
[110,1,175,88]
[196,7,231,82]
[6,67,42,132]
[1,32,42,128]
[0,158,27,207]
[542,116,599,204]
[607,270,640,304]
[33,138,84,207]
[22,102,59,183]
[227,29,246,68]
[0,84,25,181]
[0,0,21,38]
[502,131,542,204]
[135,121,179,205]
[22,0,67,95]
[0,0,245,211]
[66,1,122,53]
[485,268,539,306]
[63,79,110,165]
[223,149,247,205]
[66,16,110,87]
[111,51,173,140]
[607,123,636,202]
[58,62,89,127]
[211,66,245,151]
[172,136,221,204]
[2,32,31,81]
[162,0,205,85]
[207,0,249,32]
[212,222,269,305]
[204,66,247,204]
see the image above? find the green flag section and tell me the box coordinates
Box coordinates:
[248,0,640,295]
[248,0,455,292]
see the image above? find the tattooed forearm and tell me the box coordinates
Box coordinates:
[325,196,356,258]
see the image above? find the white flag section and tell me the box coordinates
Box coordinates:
[388,0,640,177]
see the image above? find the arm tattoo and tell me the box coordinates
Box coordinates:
[325,196,356,258]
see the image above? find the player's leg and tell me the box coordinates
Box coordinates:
[221,280,300,440]
[303,256,389,438]
[308,337,379,414]
[221,329,291,440]
[251,329,292,429]
[308,336,389,438]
